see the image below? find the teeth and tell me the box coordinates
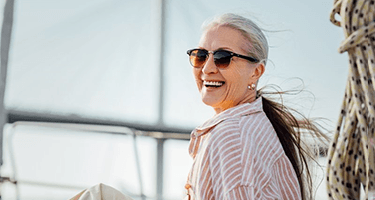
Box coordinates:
[204,81,224,86]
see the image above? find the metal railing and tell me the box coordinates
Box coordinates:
[4,113,191,200]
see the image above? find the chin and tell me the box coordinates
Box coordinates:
[201,96,220,108]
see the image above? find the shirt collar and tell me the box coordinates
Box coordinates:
[192,97,263,138]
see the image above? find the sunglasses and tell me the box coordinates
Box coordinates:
[187,48,259,68]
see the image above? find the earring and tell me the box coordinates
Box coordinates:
[248,83,256,90]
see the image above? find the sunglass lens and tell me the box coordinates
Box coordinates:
[214,51,232,68]
[189,49,207,67]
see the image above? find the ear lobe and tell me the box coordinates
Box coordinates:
[252,63,265,79]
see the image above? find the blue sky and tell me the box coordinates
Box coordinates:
[6,0,348,131]
[1,1,345,199]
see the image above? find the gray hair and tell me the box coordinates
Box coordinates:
[202,13,269,66]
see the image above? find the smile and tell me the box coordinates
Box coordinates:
[203,81,225,88]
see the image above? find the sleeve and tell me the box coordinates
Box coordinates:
[264,156,302,200]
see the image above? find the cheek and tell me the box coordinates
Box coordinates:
[224,68,250,92]
[226,70,245,85]
[192,69,202,90]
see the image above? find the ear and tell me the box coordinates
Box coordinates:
[251,63,265,79]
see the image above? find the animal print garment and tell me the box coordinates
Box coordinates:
[327,0,375,199]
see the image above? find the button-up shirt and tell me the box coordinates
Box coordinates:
[185,97,301,200]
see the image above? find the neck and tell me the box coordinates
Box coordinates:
[213,91,257,114]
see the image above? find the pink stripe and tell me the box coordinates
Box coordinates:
[186,99,301,200]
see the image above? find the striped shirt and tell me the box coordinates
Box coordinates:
[185,97,301,200]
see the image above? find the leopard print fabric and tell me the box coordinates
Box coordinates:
[327,0,375,199]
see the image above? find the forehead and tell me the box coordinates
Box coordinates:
[198,25,247,53]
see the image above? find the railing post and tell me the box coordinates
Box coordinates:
[156,138,165,200]
[156,0,166,197]
[0,0,14,198]
[0,0,14,169]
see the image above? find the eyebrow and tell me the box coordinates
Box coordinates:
[197,47,234,51]
[217,47,233,51]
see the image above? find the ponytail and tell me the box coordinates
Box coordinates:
[260,90,328,200]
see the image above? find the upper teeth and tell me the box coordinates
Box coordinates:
[204,81,224,86]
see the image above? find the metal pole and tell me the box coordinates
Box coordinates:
[0,0,14,168]
[156,0,166,199]
[0,0,14,198]
[157,0,166,126]
[156,138,165,200]
[132,133,146,200]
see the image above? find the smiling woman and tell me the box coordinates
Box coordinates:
[185,13,328,200]
[189,25,264,114]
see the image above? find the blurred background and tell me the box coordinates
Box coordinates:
[0,0,348,199]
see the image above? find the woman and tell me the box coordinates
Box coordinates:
[185,13,325,200]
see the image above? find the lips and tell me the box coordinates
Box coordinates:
[203,80,225,88]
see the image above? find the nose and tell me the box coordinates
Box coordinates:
[202,52,218,74]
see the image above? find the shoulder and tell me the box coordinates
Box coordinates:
[204,118,244,194]
[238,111,287,187]
[238,111,284,156]
[207,117,242,151]
[206,119,242,167]
[238,111,274,138]
[207,109,285,163]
